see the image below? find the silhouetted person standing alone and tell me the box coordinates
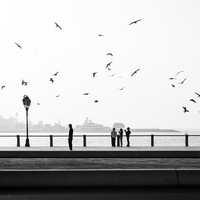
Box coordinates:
[125,127,131,147]
[68,124,73,150]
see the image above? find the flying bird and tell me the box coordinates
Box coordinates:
[49,78,54,83]
[106,62,112,68]
[108,73,117,77]
[129,19,142,25]
[107,67,113,71]
[1,86,5,90]
[93,72,98,77]
[190,99,196,103]
[131,69,140,76]
[83,93,90,95]
[53,71,59,76]
[183,107,189,113]
[21,79,28,86]
[106,53,113,56]
[37,103,40,105]
[169,77,176,80]
[178,78,186,84]
[195,92,200,97]
[54,22,62,30]
[171,84,175,88]
[94,100,98,103]
[169,71,183,80]
[98,34,104,37]
[15,43,22,49]
[54,95,60,97]
[118,86,125,91]
[175,71,184,78]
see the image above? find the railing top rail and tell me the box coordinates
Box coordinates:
[0,134,199,138]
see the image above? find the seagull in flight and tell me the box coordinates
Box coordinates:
[129,19,142,25]
[54,22,62,30]
[175,71,184,78]
[1,86,5,90]
[131,69,140,76]
[170,71,184,80]
[107,67,113,71]
[171,84,175,88]
[83,93,90,95]
[94,100,98,103]
[15,43,22,49]
[195,92,200,97]
[178,78,186,84]
[54,95,60,97]
[169,77,177,80]
[183,107,189,113]
[98,34,104,37]
[21,79,28,86]
[108,73,117,77]
[106,53,113,56]
[106,62,112,68]
[93,72,98,77]
[53,71,59,76]
[118,86,125,91]
[190,99,196,103]
[49,78,54,83]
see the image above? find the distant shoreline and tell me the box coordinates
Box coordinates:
[130,128,180,132]
[0,128,180,133]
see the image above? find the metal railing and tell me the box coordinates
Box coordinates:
[0,133,198,147]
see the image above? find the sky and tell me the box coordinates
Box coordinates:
[0,0,200,129]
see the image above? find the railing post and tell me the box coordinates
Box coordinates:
[83,135,86,147]
[50,135,53,147]
[117,135,120,147]
[151,134,154,147]
[185,134,189,147]
[17,135,20,147]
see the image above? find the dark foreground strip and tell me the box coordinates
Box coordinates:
[0,169,199,188]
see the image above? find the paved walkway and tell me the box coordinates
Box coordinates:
[0,146,199,158]
[0,147,199,188]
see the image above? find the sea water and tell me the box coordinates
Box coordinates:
[0,131,200,147]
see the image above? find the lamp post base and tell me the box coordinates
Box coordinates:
[25,139,30,147]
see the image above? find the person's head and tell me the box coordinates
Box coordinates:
[113,128,115,131]
[127,127,130,130]
[69,124,72,128]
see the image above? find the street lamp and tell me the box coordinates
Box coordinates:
[22,95,31,147]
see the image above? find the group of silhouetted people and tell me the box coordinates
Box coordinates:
[67,124,131,151]
[111,127,131,147]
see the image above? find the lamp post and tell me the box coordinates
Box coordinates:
[22,95,31,147]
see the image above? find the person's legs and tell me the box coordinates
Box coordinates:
[120,135,123,147]
[127,136,130,147]
[113,138,115,146]
[112,138,115,147]
[68,140,73,150]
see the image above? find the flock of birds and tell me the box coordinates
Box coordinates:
[169,70,200,113]
[3,18,199,116]
[1,19,142,106]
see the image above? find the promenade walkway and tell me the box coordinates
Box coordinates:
[0,146,199,188]
[0,146,199,158]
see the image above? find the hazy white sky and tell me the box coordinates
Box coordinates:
[0,0,200,129]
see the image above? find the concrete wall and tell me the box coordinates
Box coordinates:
[0,169,199,188]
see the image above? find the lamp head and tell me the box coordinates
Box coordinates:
[22,95,31,110]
